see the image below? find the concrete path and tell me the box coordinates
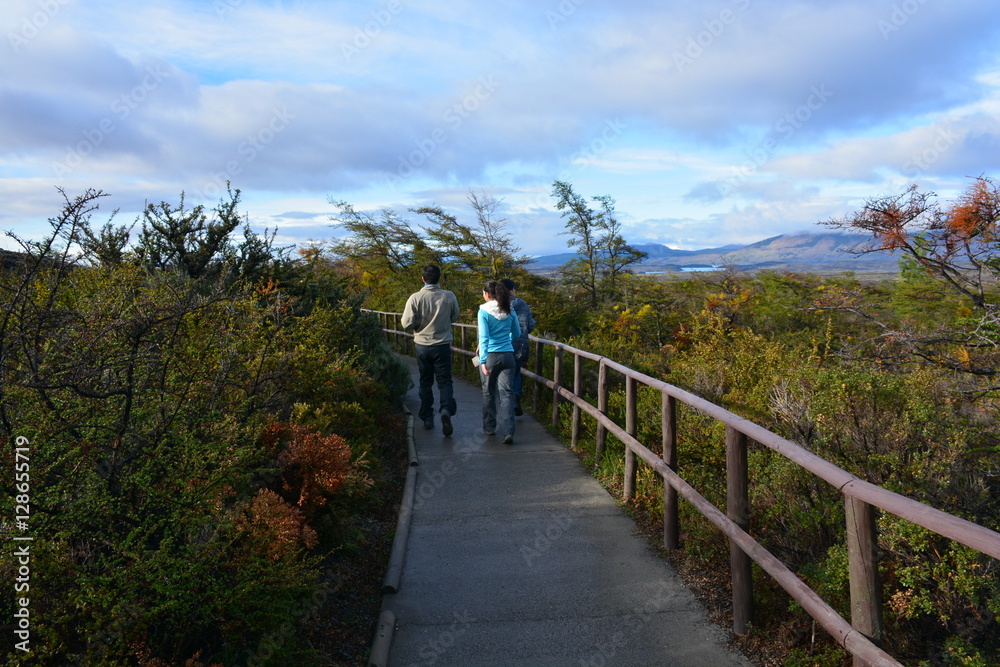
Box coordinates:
[379,356,753,667]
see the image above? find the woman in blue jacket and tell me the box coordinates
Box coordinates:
[477,280,521,444]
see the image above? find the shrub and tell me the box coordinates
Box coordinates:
[0,220,407,664]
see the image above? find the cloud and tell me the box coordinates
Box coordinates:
[685,181,728,205]
[764,114,1000,182]
[2,0,1000,256]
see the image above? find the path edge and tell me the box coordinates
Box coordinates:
[368,409,419,665]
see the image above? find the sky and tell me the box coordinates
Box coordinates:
[2,0,1000,257]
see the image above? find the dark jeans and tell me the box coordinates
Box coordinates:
[415,343,456,421]
[512,356,524,402]
[480,351,516,437]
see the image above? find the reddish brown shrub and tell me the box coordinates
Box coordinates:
[236,488,318,560]
[266,422,353,515]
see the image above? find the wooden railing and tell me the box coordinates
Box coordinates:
[364,309,1000,667]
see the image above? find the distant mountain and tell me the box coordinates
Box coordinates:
[526,232,899,274]
[629,242,745,259]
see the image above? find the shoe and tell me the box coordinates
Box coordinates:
[423,418,434,430]
[441,412,453,437]
[514,405,524,417]
[503,435,514,445]
[485,428,495,436]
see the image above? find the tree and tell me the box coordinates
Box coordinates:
[414,189,529,280]
[595,194,648,288]
[80,213,132,266]
[551,181,646,305]
[134,188,239,278]
[822,176,1000,392]
[327,200,444,309]
[552,180,602,304]
[0,189,410,665]
[1,188,107,434]
[825,178,1000,311]
[131,185,282,282]
[328,199,436,274]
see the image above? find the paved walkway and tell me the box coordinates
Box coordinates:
[379,356,753,666]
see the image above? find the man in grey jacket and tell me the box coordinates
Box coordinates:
[401,264,460,435]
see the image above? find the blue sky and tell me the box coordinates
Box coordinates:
[3,0,1000,256]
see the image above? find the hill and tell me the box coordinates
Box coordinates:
[527,232,900,275]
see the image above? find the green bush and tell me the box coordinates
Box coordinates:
[1,222,408,664]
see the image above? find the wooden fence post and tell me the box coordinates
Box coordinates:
[624,375,638,500]
[551,345,564,428]
[663,392,679,551]
[595,360,609,467]
[726,426,752,634]
[571,353,582,450]
[846,495,884,662]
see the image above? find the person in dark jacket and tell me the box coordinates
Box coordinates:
[500,278,535,416]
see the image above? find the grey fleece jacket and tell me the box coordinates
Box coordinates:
[400,283,460,346]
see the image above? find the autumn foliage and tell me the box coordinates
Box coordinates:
[240,489,320,559]
[826,176,1000,312]
[264,422,353,515]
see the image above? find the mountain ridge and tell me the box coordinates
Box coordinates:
[527,232,899,273]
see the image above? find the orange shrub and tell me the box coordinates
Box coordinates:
[266,422,353,516]
[236,489,319,560]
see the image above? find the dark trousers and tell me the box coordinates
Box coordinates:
[415,342,456,420]
[512,357,524,402]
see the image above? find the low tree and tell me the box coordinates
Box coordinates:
[414,189,529,281]
[328,199,438,274]
[822,176,1000,392]
[134,186,245,278]
[551,180,646,305]
[1,190,410,665]
[79,210,132,267]
[66,185,285,284]
[825,178,999,310]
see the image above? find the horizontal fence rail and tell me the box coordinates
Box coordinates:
[363,309,1000,667]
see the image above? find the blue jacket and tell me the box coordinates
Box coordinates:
[478,300,521,364]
